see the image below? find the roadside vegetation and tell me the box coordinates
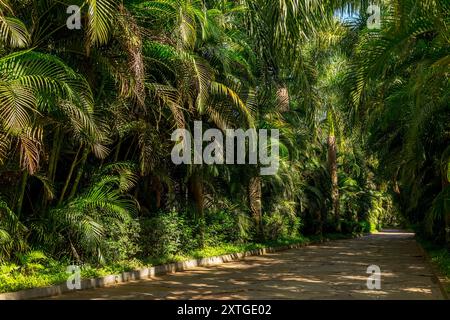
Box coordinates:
[0,0,448,293]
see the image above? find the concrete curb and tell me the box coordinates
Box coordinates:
[416,241,449,300]
[0,242,312,300]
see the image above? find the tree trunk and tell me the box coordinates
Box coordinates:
[68,147,89,200]
[248,175,264,240]
[59,145,81,205]
[48,127,62,183]
[44,127,63,208]
[327,134,340,232]
[16,171,28,218]
[190,168,205,246]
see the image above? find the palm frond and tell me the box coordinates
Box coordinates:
[0,15,29,48]
[86,0,119,48]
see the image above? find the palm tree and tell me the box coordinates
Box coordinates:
[347,0,450,245]
[135,0,255,242]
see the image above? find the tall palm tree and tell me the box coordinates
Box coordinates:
[348,0,450,245]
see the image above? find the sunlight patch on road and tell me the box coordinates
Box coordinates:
[402,288,432,294]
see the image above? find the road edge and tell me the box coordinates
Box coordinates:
[416,240,449,300]
[0,240,322,300]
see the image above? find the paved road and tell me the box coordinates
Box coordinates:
[49,230,444,300]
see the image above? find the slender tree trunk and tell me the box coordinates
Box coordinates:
[69,236,81,264]
[190,168,204,246]
[16,171,28,217]
[248,175,264,240]
[44,128,63,208]
[48,128,61,182]
[59,145,82,205]
[68,147,89,200]
[327,134,340,232]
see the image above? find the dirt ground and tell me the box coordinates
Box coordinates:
[48,230,444,300]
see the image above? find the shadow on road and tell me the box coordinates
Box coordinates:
[48,230,444,300]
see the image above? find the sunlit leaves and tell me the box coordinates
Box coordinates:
[0,82,35,132]
[86,0,119,48]
[48,168,139,262]
[0,50,104,172]
[0,132,9,165]
[0,197,28,262]
[210,81,254,128]
[0,16,29,48]
[18,127,42,175]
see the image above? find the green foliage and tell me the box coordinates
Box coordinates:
[204,209,252,245]
[29,165,139,264]
[102,218,141,263]
[0,0,448,294]
[347,0,450,245]
[0,198,28,262]
[425,185,450,243]
[0,252,67,293]
[263,211,302,241]
[357,221,371,234]
[417,237,450,293]
[0,234,313,293]
[15,250,47,274]
[139,210,192,257]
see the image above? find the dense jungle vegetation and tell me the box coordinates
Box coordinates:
[0,0,448,291]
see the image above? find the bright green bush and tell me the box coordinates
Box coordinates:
[204,210,252,245]
[102,218,142,263]
[358,221,371,233]
[139,210,192,257]
[263,211,301,241]
[0,252,67,293]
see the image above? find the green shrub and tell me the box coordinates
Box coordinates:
[358,220,371,233]
[204,210,252,245]
[102,218,141,263]
[0,198,28,262]
[263,211,301,241]
[263,200,302,241]
[0,254,67,293]
[139,210,192,257]
[16,250,48,274]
